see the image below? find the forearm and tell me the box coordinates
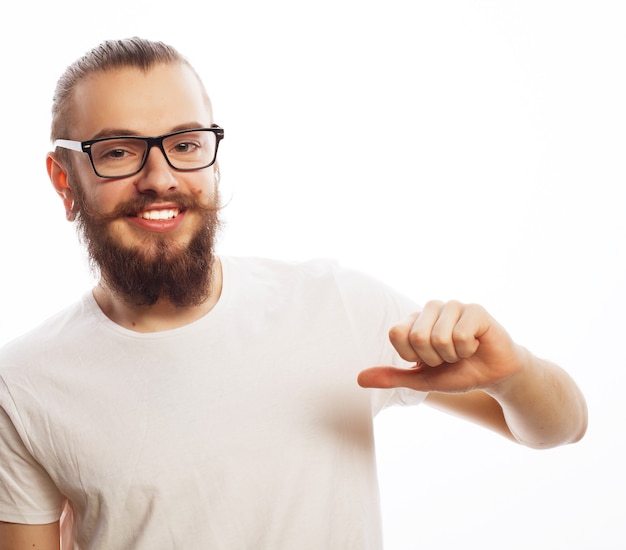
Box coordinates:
[485,346,588,449]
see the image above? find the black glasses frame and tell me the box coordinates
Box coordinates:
[53,126,225,178]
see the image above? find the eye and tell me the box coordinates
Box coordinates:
[104,148,131,159]
[162,130,215,165]
[93,139,144,162]
[171,140,201,154]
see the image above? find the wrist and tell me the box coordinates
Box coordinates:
[483,344,534,402]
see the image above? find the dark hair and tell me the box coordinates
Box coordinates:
[50,37,206,145]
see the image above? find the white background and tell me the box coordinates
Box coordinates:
[1,1,624,548]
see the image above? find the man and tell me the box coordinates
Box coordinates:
[0,38,587,549]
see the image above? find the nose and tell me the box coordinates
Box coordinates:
[134,146,179,195]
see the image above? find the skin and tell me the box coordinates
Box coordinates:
[359,301,588,447]
[0,63,587,549]
[48,63,223,332]
[0,522,60,550]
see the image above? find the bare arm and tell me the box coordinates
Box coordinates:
[0,521,60,550]
[481,349,587,447]
[358,300,588,448]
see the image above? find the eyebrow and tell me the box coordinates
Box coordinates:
[89,122,215,140]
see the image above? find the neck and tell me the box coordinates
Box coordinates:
[92,257,223,333]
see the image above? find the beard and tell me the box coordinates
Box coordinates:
[72,185,221,308]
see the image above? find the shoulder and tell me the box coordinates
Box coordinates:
[221,255,411,298]
[220,255,419,323]
[221,255,341,281]
[0,295,93,374]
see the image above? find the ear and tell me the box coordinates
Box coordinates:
[47,153,76,221]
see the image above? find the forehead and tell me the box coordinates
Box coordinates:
[70,63,213,139]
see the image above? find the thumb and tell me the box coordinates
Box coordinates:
[358,365,428,391]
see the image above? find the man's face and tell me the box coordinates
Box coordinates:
[60,63,221,307]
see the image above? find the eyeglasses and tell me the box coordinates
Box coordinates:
[53,127,224,178]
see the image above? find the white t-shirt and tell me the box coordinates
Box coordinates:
[0,256,426,549]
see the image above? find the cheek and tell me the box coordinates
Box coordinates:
[84,175,139,213]
[89,186,132,215]
[189,176,218,205]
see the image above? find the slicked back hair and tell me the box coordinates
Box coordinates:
[50,37,209,157]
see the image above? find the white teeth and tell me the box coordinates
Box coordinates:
[138,209,179,220]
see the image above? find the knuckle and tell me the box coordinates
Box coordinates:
[452,326,473,344]
[465,302,485,316]
[388,324,404,342]
[408,329,430,349]
[452,328,477,357]
[423,299,444,311]
[429,333,449,350]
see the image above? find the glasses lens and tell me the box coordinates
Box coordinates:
[163,129,217,170]
[88,130,219,177]
[90,137,148,178]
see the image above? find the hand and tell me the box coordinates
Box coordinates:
[358,300,525,394]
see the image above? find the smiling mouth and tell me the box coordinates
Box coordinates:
[136,208,181,221]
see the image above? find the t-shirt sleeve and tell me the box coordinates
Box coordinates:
[0,381,64,524]
[329,261,428,414]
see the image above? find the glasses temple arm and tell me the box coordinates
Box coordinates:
[53,139,84,153]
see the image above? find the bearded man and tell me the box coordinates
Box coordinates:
[0,37,587,549]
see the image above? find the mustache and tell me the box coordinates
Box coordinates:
[76,191,222,224]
